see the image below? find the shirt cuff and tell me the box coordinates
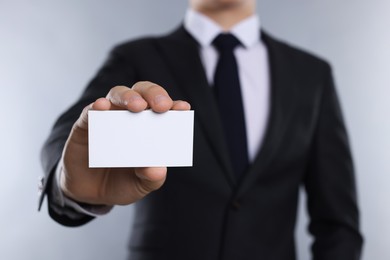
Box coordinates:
[50,160,113,218]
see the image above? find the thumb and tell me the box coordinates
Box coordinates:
[134,167,167,196]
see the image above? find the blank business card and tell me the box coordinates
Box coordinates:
[88,110,194,168]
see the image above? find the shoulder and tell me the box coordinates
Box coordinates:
[100,26,196,71]
[262,31,332,75]
[105,26,189,63]
[110,36,159,58]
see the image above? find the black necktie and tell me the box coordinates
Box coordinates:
[213,33,249,178]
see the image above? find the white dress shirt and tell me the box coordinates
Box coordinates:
[52,9,270,218]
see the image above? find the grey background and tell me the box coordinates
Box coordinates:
[1,0,389,259]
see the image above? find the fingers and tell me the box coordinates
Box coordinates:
[92,97,114,110]
[107,82,172,113]
[106,85,148,112]
[106,82,191,113]
[172,100,191,111]
[132,81,174,113]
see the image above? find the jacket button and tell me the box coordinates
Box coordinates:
[231,200,241,210]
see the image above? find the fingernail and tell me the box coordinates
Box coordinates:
[154,95,168,105]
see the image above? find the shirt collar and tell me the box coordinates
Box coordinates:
[184,8,261,48]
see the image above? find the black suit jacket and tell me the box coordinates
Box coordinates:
[40,26,363,260]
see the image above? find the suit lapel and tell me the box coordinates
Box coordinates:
[156,26,236,187]
[235,32,299,197]
[156,28,299,193]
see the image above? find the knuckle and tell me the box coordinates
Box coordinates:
[112,85,126,91]
[133,81,162,93]
[134,181,151,197]
[107,85,127,98]
[134,179,162,198]
[131,81,145,90]
[107,86,118,96]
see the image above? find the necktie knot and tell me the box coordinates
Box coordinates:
[212,33,241,53]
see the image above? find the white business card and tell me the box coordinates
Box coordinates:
[88,110,194,168]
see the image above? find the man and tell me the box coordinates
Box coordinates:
[40,0,363,259]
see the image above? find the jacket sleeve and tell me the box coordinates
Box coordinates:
[39,46,138,227]
[304,65,363,259]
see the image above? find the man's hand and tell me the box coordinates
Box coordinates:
[60,82,191,205]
